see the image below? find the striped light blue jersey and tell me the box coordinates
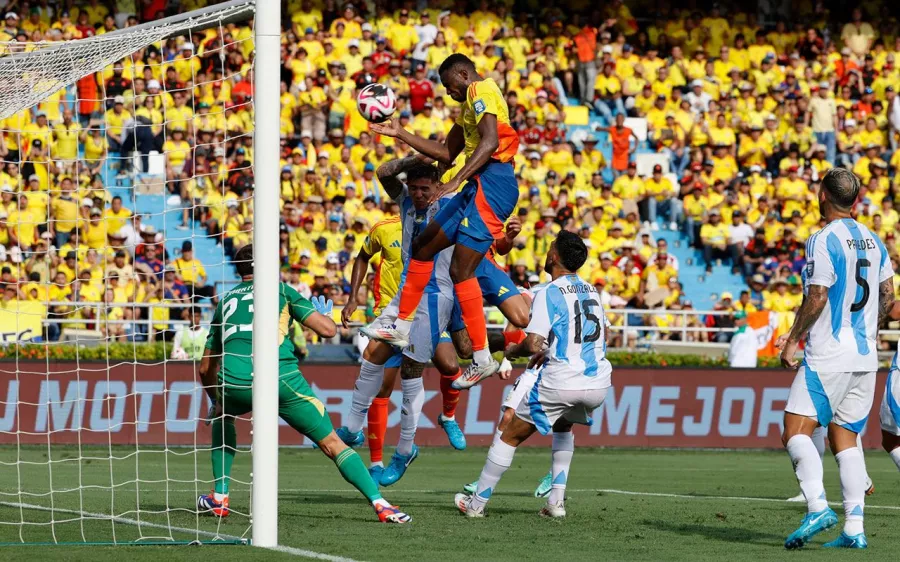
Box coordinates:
[396,187,454,299]
[525,274,612,391]
[803,218,891,372]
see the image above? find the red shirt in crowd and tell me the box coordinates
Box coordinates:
[408,78,434,113]
[519,126,543,146]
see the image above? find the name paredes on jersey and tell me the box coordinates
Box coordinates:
[846,237,877,251]
[558,283,598,295]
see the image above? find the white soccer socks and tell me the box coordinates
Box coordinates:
[811,426,827,458]
[347,359,385,434]
[470,434,517,512]
[397,377,424,456]
[549,432,574,505]
[835,447,866,536]
[890,447,900,472]
[786,434,828,513]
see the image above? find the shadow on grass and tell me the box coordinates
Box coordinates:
[642,518,786,546]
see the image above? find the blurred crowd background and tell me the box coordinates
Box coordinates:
[2,0,900,352]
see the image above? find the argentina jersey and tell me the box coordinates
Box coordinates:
[525,274,612,391]
[804,218,891,372]
[396,187,454,300]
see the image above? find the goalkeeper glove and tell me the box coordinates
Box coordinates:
[312,295,334,316]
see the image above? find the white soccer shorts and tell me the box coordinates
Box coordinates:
[502,369,539,411]
[785,366,875,432]
[402,292,455,364]
[370,293,401,330]
[515,382,608,435]
[880,368,900,436]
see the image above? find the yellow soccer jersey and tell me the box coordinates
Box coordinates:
[456,77,518,163]
[363,217,403,316]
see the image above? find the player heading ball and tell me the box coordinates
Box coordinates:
[363,53,521,388]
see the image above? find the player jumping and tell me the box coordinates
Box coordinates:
[456,232,612,518]
[196,244,410,524]
[777,168,893,549]
[365,53,521,388]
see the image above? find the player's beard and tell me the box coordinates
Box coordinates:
[544,253,554,275]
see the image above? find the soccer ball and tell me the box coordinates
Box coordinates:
[171,348,189,360]
[357,83,397,123]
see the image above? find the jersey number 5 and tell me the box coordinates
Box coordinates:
[573,299,601,344]
[850,259,870,313]
[222,293,254,341]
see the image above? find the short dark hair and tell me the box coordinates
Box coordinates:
[405,163,440,184]
[438,53,475,77]
[555,231,588,272]
[821,168,860,209]
[235,244,253,277]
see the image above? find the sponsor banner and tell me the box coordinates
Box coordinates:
[0,363,889,448]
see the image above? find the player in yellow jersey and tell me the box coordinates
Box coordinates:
[340,214,402,474]
[367,53,520,386]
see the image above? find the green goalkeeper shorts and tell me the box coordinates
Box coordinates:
[220,368,334,444]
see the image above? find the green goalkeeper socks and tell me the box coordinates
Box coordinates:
[333,447,382,502]
[211,418,237,495]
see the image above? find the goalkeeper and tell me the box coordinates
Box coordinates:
[196,244,411,524]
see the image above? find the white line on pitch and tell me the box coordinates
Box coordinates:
[0,501,364,562]
[161,487,900,511]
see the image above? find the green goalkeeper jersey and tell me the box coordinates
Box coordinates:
[205,281,317,386]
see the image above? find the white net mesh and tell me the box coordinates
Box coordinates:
[0,1,256,545]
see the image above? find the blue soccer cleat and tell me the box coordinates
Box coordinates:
[784,507,838,549]
[369,464,384,483]
[534,471,553,498]
[824,532,867,549]
[438,415,467,450]
[336,426,365,448]
[379,445,419,486]
[463,481,477,494]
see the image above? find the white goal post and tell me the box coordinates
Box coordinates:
[0,0,282,549]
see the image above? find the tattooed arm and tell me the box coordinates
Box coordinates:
[787,285,829,344]
[779,284,828,369]
[878,277,896,326]
[375,154,433,201]
[504,333,546,359]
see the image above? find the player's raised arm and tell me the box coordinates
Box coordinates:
[284,284,338,338]
[376,154,434,200]
[370,119,463,167]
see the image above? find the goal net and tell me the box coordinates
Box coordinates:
[0,0,260,546]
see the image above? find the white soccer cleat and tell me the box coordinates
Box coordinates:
[786,492,805,503]
[452,359,500,390]
[359,325,410,348]
[539,500,566,518]
[454,492,485,518]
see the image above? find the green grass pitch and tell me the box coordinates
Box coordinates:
[0,446,898,561]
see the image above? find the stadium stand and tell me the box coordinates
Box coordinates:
[3,1,900,351]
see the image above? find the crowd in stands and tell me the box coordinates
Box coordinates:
[4,1,900,350]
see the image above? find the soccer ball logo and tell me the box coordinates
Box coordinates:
[357,83,397,123]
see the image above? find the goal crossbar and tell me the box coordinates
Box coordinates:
[0,0,256,120]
